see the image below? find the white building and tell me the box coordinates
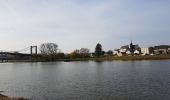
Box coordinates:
[126,50,131,55]
[168,48,170,53]
[134,50,140,55]
[119,49,126,53]
[113,50,119,55]
[117,53,123,57]
[141,48,150,55]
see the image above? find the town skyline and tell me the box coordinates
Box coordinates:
[0,0,170,52]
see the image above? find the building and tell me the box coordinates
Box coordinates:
[168,48,170,53]
[119,45,129,54]
[154,45,170,54]
[0,52,31,60]
[114,41,141,56]
[134,50,140,55]
[126,50,131,55]
[113,49,119,55]
[130,41,141,53]
[141,48,150,55]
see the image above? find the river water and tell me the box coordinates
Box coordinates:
[0,60,170,100]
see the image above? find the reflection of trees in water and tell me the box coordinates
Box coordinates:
[38,62,61,68]
[94,60,104,63]
[94,60,104,68]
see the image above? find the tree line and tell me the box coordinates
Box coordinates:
[38,42,113,61]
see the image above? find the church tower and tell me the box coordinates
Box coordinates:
[130,40,134,53]
[130,40,133,48]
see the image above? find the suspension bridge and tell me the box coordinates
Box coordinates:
[0,46,38,61]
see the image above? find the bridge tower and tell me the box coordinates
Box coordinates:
[30,46,37,55]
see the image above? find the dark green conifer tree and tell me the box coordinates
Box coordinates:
[95,43,103,57]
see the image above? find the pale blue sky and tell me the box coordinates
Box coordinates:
[0,0,170,53]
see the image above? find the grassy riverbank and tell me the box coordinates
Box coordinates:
[3,55,170,62]
[58,55,170,61]
[0,94,29,100]
[109,55,170,61]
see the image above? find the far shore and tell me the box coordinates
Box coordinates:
[1,55,170,63]
[0,94,29,100]
[61,55,170,61]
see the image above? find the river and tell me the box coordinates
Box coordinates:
[0,60,170,100]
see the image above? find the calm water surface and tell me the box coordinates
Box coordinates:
[0,60,170,100]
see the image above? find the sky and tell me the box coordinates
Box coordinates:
[0,0,170,53]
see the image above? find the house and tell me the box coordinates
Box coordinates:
[117,53,123,57]
[113,49,126,56]
[113,49,119,55]
[120,45,129,49]
[119,45,129,53]
[141,48,150,55]
[134,50,140,55]
[126,50,131,55]
[168,48,170,54]
[153,45,170,54]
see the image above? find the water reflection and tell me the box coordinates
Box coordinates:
[0,60,170,100]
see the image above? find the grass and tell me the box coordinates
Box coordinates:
[59,55,170,61]
[3,55,170,62]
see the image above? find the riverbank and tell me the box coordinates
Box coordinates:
[2,55,170,63]
[102,55,170,61]
[0,94,29,100]
[57,55,170,61]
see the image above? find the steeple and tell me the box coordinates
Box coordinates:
[130,40,133,46]
[130,40,134,53]
[130,40,133,48]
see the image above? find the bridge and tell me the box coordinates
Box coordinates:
[0,46,38,62]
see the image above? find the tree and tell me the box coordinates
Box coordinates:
[107,50,113,56]
[79,48,90,58]
[55,53,65,59]
[69,48,90,58]
[95,43,103,57]
[40,43,58,55]
[70,49,80,58]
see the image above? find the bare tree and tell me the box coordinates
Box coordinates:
[69,48,90,58]
[69,49,80,58]
[80,48,90,57]
[40,43,58,55]
[80,48,90,54]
